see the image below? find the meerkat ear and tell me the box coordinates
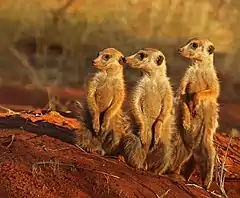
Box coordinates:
[156,55,164,66]
[119,56,126,65]
[208,45,215,55]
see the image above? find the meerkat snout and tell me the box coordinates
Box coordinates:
[178,48,183,54]
[92,60,97,67]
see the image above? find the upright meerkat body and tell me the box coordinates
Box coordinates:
[86,48,127,155]
[171,38,220,189]
[124,48,174,173]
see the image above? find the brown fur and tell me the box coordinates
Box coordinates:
[168,38,220,189]
[85,48,128,155]
[120,131,147,170]
[123,48,174,174]
[74,125,104,155]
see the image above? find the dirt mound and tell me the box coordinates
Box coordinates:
[0,109,239,198]
[0,85,239,198]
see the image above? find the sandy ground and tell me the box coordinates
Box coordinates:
[0,85,239,198]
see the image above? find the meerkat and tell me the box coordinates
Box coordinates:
[169,38,220,189]
[86,47,128,155]
[123,48,174,174]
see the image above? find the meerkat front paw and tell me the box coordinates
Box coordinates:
[93,119,100,134]
[101,119,110,133]
[193,92,201,107]
[154,121,163,146]
[141,140,149,152]
[182,116,191,132]
[182,103,191,131]
[138,128,146,143]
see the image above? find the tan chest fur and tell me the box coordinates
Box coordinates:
[135,77,169,121]
[95,76,123,112]
[187,68,212,93]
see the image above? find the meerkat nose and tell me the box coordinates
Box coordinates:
[92,60,97,66]
[178,48,184,53]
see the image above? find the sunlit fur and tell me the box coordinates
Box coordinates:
[168,38,220,190]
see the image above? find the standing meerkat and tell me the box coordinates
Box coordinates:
[86,47,127,155]
[171,38,220,189]
[123,48,174,173]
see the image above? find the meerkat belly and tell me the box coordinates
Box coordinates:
[95,85,114,112]
[142,90,162,120]
[189,74,217,117]
[188,70,213,94]
[202,100,218,115]
[187,78,207,94]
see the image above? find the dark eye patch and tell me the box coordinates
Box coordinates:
[137,52,147,60]
[102,54,111,61]
[119,56,126,65]
[156,55,164,66]
[208,45,215,55]
[191,42,198,49]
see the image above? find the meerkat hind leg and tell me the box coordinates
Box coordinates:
[121,133,147,170]
[181,155,196,182]
[100,130,122,156]
[168,148,193,182]
[75,127,104,155]
[198,130,216,190]
[146,141,170,175]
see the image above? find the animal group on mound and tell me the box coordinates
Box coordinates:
[76,37,220,190]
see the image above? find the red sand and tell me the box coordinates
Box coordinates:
[0,85,239,198]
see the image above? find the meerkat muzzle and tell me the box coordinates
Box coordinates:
[178,48,188,57]
[92,60,98,67]
[125,57,133,67]
[125,57,131,63]
[178,48,184,54]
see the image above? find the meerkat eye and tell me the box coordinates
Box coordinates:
[102,54,111,61]
[190,42,198,49]
[156,55,164,66]
[208,45,215,55]
[119,56,126,65]
[136,52,147,61]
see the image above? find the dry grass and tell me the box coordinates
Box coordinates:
[214,129,236,198]
[0,0,239,102]
[32,159,77,175]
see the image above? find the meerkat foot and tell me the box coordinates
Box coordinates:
[202,181,212,191]
[202,176,213,190]
[168,173,186,182]
[80,143,103,154]
[117,155,126,163]
[143,161,148,170]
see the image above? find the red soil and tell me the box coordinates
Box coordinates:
[0,85,239,198]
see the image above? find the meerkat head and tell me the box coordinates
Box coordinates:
[125,48,166,75]
[92,48,125,73]
[178,38,215,62]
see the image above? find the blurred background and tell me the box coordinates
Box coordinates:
[0,0,239,105]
